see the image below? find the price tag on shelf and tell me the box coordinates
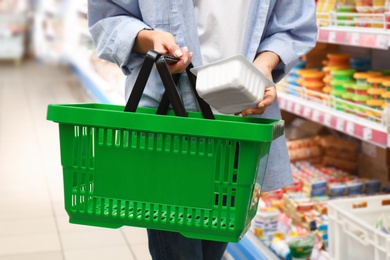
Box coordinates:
[387,134,390,148]
[346,121,355,136]
[328,31,337,43]
[294,103,302,115]
[375,34,390,49]
[312,109,321,122]
[323,113,332,127]
[336,118,345,132]
[360,34,377,48]
[286,101,294,112]
[279,98,286,110]
[363,127,373,141]
[303,106,312,118]
[350,33,360,46]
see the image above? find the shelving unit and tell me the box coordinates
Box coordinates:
[277,84,390,147]
[317,11,390,49]
[0,0,28,63]
[279,11,390,148]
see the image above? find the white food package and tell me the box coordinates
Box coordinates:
[190,55,275,114]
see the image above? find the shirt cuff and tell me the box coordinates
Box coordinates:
[257,36,299,83]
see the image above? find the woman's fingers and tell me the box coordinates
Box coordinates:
[167,46,192,74]
[239,87,277,117]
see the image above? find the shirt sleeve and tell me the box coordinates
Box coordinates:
[257,1,318,82]
[87,0,151,75]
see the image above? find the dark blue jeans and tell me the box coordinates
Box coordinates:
[147,229,228,260]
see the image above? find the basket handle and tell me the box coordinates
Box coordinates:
[124,50,215,119]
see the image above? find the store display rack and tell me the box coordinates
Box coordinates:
[317,11,390,49]
[226,230,280,260]
[277,83,390,148]
[68,53,124,105]
[0,2,28,63]
[279,11,390,148]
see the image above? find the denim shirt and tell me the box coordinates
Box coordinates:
[88,0,317,191]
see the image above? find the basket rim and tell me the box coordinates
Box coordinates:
[46,103,284,142]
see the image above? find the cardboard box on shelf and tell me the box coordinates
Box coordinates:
[358,154,390,185]
[361,141,390,165]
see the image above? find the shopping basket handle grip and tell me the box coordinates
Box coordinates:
[156,63,215,119]
[155,55,187,117]
[124,50,215,119]
[186,63,215,119]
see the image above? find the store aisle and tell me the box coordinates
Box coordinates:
[0,60,151,260]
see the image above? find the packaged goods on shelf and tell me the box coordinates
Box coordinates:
[287,138,323,162]
[287,134,359,172]
[323,155,357,172]
[355,0,386,12]
[286,60,307,86]
[283,193,318,230]
[316,135,357,152]
[0,4,28,62]
[325,53,351,67]
[335,5,357,27]
[270,233,291,260]
[317,0,338,26]
[287,234,316,260]
[253,207,280,245]
[351,57,372,71]
[257,160,390,259]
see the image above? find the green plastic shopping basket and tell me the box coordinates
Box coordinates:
[46,51,284,242]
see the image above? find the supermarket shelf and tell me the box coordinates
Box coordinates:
[278,91,390,148]
[316,12,390,49]
[317,26,390,49]
[226,231,279,260]
[67,54,124,105]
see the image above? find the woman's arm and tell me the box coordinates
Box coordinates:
[88,0,151,74]
[257,1,318,82]
[239,1,317,117]
[88,0,191,74]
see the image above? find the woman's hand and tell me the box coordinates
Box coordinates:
[238,51,280,117]
[134,29,192,74]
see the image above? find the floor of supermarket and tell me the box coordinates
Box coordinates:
[0,60,153,260]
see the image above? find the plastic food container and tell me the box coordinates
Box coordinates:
[350,57,372,71]
[331,69,355,81]
[354,72,382,85]
[352,84,370,96]
[381,92,390,105]
[383,80,390,92]
[191,55,274,114]
[366,99,384,118]
[367,87,386,99]
[302,81,324,92]
[326,53,351,66]
[299,70,325,81]
[287,235,316,260]
[367,76,386,89]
